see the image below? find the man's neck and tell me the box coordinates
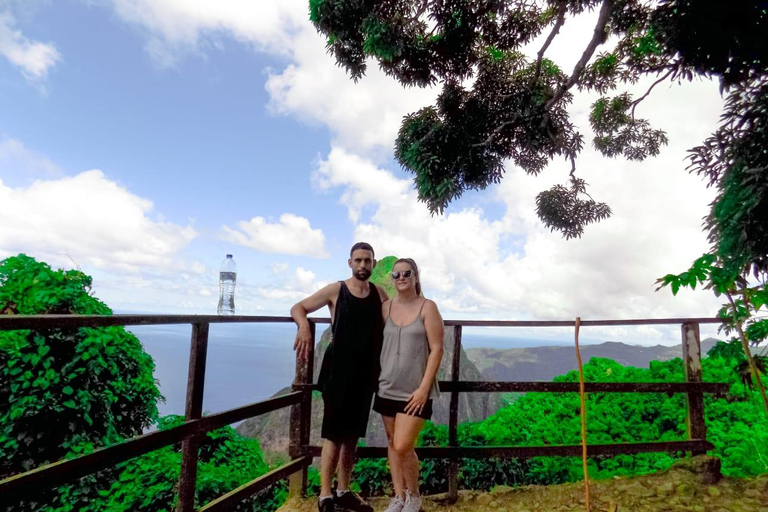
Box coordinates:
[346,277,370,294]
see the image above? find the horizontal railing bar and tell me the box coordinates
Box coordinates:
[443,318,723,327]
[294,382,729,394]
[303,440,713,459]
[199,392,302,431]
[0,392,301,497]
[0,315,301,330]
[0,315,722,331]
[439,381,730,394]
[198,456,312,512]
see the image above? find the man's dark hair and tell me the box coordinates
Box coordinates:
[350,242,375,258]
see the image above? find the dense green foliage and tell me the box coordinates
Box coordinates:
[309,0,768,242]
[370,255,398,297]
[341,347,767,497]
[0,255,282,512]
[87,416,285,512]
[0,254,161,479]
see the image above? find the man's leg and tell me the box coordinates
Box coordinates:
[320,438,342,498]
[336,437,358,491]
[333,436,373,512]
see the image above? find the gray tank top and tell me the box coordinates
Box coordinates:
[378,300,440,401]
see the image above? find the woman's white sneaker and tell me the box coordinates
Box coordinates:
[383,495,406,512]
[402,491,422,512]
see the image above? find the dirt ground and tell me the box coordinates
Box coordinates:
[277,457,768,512]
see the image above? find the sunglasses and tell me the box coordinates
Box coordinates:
[391,270,413,279]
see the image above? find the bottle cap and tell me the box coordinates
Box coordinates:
[226,254,233,258]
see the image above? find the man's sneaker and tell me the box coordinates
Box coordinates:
[318,497,336,512]
[333,491,373,512]
[402,490,423,512]
[383,495,406,512]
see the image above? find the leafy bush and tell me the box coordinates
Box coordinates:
[0,254,161,477]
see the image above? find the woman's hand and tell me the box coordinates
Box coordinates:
[404,386,429,416]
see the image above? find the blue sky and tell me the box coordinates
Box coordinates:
[0,0,727,344]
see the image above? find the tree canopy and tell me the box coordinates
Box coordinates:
[309,0,768,251]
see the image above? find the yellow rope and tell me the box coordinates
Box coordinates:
[575,317,591,512]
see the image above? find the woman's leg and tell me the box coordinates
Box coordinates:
[392,413,426,496]
[382,414,406,498]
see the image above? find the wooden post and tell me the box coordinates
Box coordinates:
[177,322,210,512]
[447,325,462,502]
[289,320,315,498]
[682,322,707,455]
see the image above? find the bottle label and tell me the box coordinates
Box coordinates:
[220,272,236,282]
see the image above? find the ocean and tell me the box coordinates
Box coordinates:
[132,322,573,419]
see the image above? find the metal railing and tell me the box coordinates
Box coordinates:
[0,315,726,509]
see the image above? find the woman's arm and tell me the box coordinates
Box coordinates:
[420,300,444,388]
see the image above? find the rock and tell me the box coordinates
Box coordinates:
[676,483,695,497]
[707,486,721,497]
[671,455,722,484]
[657,482,674,495]
[489,499,500,508]
[475,494,492,506]
[490,485,513,495]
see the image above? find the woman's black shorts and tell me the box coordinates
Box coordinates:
[373,394,433,420]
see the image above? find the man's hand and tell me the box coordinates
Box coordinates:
[404,386,429,416]
[293,325,313,361]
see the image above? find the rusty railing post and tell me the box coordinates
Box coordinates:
[682,321,707,455]
[447,325,462,501]
[289,320,315,498]
[177,322,210,512]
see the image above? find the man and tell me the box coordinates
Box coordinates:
[291,242,388,512]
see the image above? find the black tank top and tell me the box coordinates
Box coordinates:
[318,281,382,399]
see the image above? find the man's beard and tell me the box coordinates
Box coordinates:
[354,269,372,281]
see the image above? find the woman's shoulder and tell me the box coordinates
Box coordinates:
[421,298,442,318]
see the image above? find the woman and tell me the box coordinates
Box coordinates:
[373,258,444,512]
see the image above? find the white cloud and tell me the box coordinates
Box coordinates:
[106,0,307,67]
[222,213,330,258]
[0,10,60,82]
[265,26,438,156]
[0,169,197,272]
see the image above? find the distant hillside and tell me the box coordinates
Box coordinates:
[466,338,719,382]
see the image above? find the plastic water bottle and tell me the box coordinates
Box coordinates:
[217,254,236,315]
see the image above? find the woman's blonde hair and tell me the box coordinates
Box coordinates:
[394,257,421,296]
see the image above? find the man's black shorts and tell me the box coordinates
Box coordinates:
[372,394,433,420]
[321,390,374,441]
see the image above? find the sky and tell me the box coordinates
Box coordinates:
[0,0,728,344]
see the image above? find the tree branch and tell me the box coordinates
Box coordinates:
[546,0,614,110]
[412,0,429,22]
[472,117,519,147]
[630,69,674,119]
[530,5,567,86]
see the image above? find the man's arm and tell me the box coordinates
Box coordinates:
[290,282,339,360]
